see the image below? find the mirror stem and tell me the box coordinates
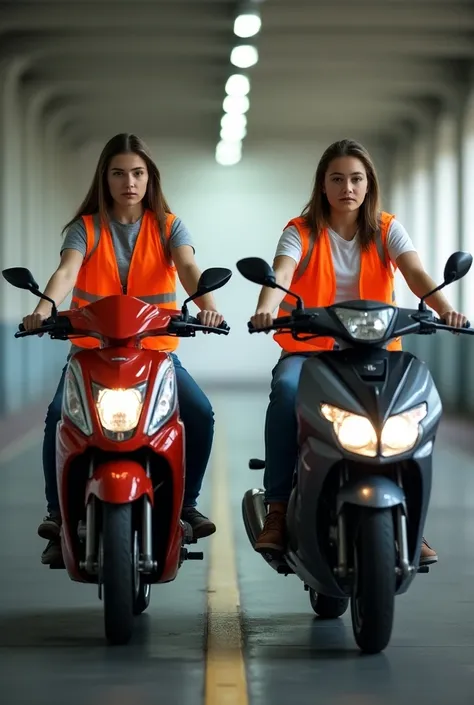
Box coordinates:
[419,282,445,312]
[274,282,303,310]
[33,290,57,319]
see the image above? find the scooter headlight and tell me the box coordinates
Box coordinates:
[333,306,395,341]
[93,383,147,440]
[380,403,427,457]
[321,404,377,457]
[63,361,93,436]
[145,359,177,436]
[320,402,427,458]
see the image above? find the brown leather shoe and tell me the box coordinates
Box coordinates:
[420,537,438,565]
[254,506,287,558]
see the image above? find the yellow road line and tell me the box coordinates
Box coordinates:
[0,425,43,466]
[205,424,249,705]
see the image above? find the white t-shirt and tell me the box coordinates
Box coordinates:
[275,219,416,303]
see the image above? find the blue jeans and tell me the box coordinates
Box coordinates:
[264,354,312,503]
[43,353,214,513]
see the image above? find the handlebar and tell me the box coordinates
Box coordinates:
[15,315,230,339]
[246,307,474,343]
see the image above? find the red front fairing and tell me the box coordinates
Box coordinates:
[63,295,180,346]
[57,345,185,584]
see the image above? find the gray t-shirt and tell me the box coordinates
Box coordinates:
[61,215,194,288]
[62,214,194,355]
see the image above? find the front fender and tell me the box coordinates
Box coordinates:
[85,460,154,505]
[336,476,405,514]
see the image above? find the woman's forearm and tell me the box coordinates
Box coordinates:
[178,262,219,311]
[33,270,77,315]
[255,261,295,314]
[406,270,453,316]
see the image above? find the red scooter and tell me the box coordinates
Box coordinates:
[2,265,231,645]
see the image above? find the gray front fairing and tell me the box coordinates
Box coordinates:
[285,349,442,597]
[295,349,442,450]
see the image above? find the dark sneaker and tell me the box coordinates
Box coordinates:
[41,538,64,566]
[254,511,286,559]
[38,512,61,541]
[181,507,216,539]
[420,537,438,566]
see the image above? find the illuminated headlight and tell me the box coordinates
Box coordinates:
[380,403,427,457]
[94,383,146,439]
[321,402,427,458]
[63,361,92,436]
[321,404,377,457]
[334,307,395,341]
[145,359,177,436]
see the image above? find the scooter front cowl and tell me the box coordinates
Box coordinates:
[85,460,154,504]
[336,476,405,514]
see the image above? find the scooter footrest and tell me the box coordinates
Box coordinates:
[186,551,204,560]
[417,565,430,573]
[276,565,294,574]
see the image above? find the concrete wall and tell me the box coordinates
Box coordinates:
[0,60,77,414]
[388,76,474,413]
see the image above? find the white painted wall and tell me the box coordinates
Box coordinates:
[78,139,390,384]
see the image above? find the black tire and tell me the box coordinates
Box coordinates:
[133,581,151,616]
[350,507,396,654]
[309,589,349,619]
[102,503,134,645]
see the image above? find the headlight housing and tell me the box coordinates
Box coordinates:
[333,306,395,342]
[145,358,177,436]
[93,382,147,440]
[63,360,93,436]
[320,402,427,457]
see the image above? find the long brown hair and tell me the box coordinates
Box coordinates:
[301,139,381,250]
[62,133,171,239]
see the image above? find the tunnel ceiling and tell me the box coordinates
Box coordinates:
[1,0,474,150]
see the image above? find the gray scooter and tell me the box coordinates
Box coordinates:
[237,251,473,654]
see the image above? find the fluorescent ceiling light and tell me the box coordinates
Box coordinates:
[225,74,250,97]
[216,140,242,166]
[234,13,262,38]
[230,45,258,69]
[221,112,247,131]
[223,94,250,115]
[220,122,247,142]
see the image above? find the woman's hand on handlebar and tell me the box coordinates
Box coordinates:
[22,311,49,336]
[197,309,224,334]
[250,310,274,332]
[439,308,469,333]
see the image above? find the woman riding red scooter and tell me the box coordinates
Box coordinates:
[22,133,226,566]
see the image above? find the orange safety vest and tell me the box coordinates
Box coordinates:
[70,209,179,351]
[275,211,402,353]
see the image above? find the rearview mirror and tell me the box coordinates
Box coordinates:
[443,251,472,285]
[2,267,40,292]
[181,266,232,318]
[236,257,277,287]
[196,267,232,295]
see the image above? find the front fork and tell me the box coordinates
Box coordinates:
[333,465,412,581]
[80,456,155,576]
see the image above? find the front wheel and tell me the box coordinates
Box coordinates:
[102,503,135,645]
[350,507,396,654]
[309,589,349,619]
